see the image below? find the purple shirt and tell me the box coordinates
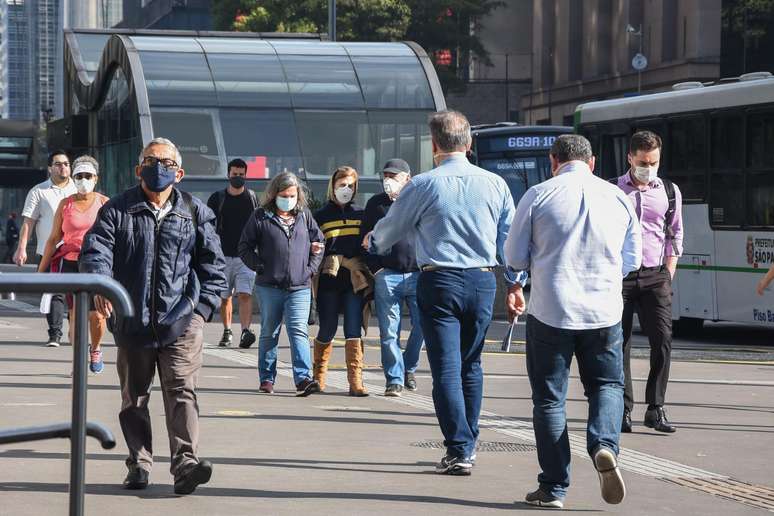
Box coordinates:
[615,172,684,268]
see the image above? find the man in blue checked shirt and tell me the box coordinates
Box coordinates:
[367,110,515,477]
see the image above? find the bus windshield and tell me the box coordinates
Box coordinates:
[471,125,569,205]
[479,156,552,202]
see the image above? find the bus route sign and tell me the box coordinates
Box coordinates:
[479,135,558,153]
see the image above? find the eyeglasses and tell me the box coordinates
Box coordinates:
[73,173,96,181]
[141,156,179,170]
[52,161,70,168]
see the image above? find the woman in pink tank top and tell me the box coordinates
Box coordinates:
[39,156,109,374]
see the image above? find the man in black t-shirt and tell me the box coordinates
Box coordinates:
[207,159,259,348]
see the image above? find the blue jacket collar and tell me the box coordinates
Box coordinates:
[126,185,191,218]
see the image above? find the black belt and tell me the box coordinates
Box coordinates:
[639,265,667,272]
[420,265,494,272]
[626,265,667,277]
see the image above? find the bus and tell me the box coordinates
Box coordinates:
[575,72,774,331]
[470,123,571,205]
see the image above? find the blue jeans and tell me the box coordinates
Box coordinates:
[316,287,363,342]
[525,314,625,500]
[374,270,424,386]
[256,286,313,385]
[416,269,496,459]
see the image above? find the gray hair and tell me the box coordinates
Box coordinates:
[429,110,472,152]
[261,172,308,214]
[72,154,99,175]
[549,134,593,164]
[138,137,182,167]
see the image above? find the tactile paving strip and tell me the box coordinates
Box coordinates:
[662,477,774,512]
[411,440,536,453]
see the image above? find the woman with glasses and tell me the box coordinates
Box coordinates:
[238,172,325,396]
[38,155,109,373]
[312,166,372,397]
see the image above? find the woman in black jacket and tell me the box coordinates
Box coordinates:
[313,166,370,396]
[238,172,325,396]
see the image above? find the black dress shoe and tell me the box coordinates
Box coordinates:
[174,460,213,495]
[643,406,676,433]
[621,409,632,433]
[123,467,149,490]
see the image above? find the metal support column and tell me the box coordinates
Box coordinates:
[69,291,90,516]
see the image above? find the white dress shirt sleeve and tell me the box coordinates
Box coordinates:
[504,187,537,272]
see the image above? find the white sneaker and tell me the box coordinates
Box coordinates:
[593,446,626,504]
[46,338,60,347]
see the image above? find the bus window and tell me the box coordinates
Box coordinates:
[710,115,744,226]
[600,133,628,179]
[747,111,774,227]
[668,116,706,202]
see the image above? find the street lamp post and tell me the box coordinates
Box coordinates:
[328,0,336,41]
[627,24,646,94]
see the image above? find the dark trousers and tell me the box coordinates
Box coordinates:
[526,315,624,499]
[621,266,673,412]
[316,287,363,342]
[37,254,65,338]
[3,240,17,263]
[116,314,204,477]
[416,269,496,459]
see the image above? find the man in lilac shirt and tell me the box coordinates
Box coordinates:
[613,130,683,434]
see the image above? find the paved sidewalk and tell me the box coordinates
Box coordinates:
[0,314,772,515]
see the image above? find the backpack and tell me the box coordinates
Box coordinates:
[609,175,678,254]
[213,188,259,233]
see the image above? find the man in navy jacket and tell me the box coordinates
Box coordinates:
[81,137,226,495]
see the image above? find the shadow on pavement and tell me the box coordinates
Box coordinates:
[0,481,602,511]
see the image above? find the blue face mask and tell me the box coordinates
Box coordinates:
[276,196,297,213]
[140,161,177,192]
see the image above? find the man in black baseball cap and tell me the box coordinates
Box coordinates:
[381,158,411,199]
[361,159,424,397]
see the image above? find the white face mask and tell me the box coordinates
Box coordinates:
[383,177,404,198]
[632,165,658,184]
[74,178,96,194]
[334,185,354,204]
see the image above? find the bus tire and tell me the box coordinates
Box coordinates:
[673,317,704,337]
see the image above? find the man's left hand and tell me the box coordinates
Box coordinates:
[361,231,372,250]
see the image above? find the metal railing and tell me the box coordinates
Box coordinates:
[0,273,133,516]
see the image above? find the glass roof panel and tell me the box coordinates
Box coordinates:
[352,56,434,109]
[72,33,111,74]
[129,36,203,53]
[140,51,217,106]
[207,53,291,108]
[269,40,348,56]
[280,55,363,109]
[342,42,414,57]
[197,38,275,54]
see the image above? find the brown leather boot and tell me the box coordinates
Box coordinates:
[345,338,368,397]
[313,339,333,391]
